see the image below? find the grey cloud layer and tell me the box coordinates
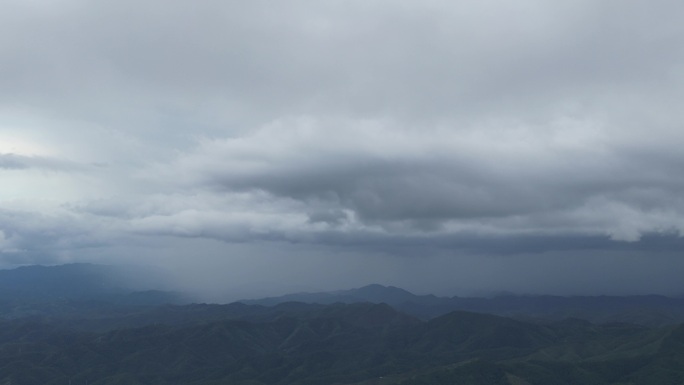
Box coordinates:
[2,0,684,295]
[0,153,94,172]
[158,116,684,242]
[4,1,683,123]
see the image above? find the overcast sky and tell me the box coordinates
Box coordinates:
[2,0,684,300]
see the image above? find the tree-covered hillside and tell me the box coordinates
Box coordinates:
[0,301,682,385]
[2,265,684,384]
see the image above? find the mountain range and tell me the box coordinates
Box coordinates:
[242,284,684,327]
[2,264,684,384]
[3,264,684,327]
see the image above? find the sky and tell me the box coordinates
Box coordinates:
[2,0,684,300]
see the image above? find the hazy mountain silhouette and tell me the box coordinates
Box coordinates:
[0,264,188,320]
[243,284,684,326]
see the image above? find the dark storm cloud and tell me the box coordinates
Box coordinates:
[157,113,684,243]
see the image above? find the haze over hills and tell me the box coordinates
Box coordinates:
[1,264,684,384]
[2,264,684,327]
[0,264,189,319]
[0,263,143,300]
[242,283,684,327]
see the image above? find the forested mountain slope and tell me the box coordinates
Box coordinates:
[0,302,681,385]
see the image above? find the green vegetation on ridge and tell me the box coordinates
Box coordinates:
[0,302,682,385]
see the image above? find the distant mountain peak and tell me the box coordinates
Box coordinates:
[242,283,421,308]
[354,284,414,294]
[347,284,417,303]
